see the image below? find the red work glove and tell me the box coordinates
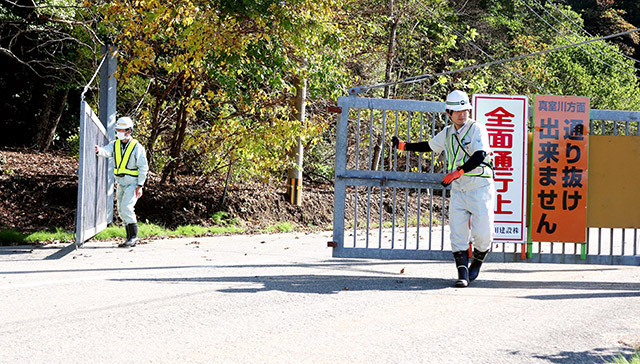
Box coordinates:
[392,136,406,151]
[441,168,465,187]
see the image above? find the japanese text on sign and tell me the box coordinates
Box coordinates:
[473,95,528,243]
[531,95,589,243]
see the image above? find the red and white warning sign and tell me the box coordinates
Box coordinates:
[472,94,529,243]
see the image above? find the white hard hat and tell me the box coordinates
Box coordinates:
[445,90,472,111]
[116,116,134,129]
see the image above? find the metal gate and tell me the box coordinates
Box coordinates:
[330,95,640,265]
[75,46,116,247]
[75,101,111,246]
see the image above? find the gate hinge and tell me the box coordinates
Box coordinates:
[327,241,338,248]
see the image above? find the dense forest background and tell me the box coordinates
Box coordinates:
[1,0,640,187]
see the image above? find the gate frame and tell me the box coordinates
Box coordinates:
[331,95,640,265]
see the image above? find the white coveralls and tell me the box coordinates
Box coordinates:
[428,120,495,252]
[96,139,149,224]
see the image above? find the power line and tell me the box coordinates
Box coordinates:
[350,28,640,95]
[416,2,545,92]
[547,0,640,65]
[528,0,637,71]
[517,0,640,80]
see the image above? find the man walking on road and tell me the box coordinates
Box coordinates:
[95,116,149,248]
[392,90,495,287]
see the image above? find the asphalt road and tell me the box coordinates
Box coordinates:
[1,232,639,364]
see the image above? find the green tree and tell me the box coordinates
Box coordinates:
[97,0,349,184]
[0,0,102,150]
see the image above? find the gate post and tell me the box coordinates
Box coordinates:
[99,44,117,224]
[331,98,349,254]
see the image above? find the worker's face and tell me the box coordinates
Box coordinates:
[448,110,469,129]
[116,128,131,140]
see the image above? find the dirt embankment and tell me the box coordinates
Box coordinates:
[0,148,443,237]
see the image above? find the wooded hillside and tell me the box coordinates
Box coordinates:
[1,0,639,211]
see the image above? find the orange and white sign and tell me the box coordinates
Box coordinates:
[473,94,528,243]
[531,95,589,243]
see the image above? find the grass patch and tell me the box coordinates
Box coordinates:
[610,351,640,364]
[174,224,210,236]
[209,225,245,234]
[139,223,172,238]
[93,225,126,240]
[24,228,74,243]
[0,229,27,244]
[262,221,296,233]
[0,219,246,245]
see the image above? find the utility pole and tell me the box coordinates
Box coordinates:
[287,75,306,206]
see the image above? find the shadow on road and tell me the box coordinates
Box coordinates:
[110,274,640,297]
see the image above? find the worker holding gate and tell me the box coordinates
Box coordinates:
[392,90,495,287]
[95,116,149,248]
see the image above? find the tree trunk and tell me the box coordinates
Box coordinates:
[384,0,398,99]
[160,82,193,185]
[373,0,398,170]
[34,87,54,150]
[36,88,68,152]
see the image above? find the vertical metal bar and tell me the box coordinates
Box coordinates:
[404,112,412,249]
[332,98,350,254]
[352,108,363,247]
[622,229,626,255]
[379,111,387,249]
[429,189,434,250]
[381,110,387,171]
[614,121,618,136]
[353,186,358,247]
[598,228,602,255]
[99,46,117,225]
[391,110,399,248]
[586,228,591,256]
[416,112,425,249]
[75,102,88,246]
[429,113,437,250]
[367,109,375,170]
[355,108,362,170]
[378,185,384,249]
[441,188,446,251]
[366,185,371,249]
[626,121,630,136]
[610,228,614,256]
[634,229,638,255]
[365,109,375,249]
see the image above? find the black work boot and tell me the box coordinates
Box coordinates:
[452,251,469,287]
[118,224,132,248]
[121,223,139,247]
[469,248,489,282]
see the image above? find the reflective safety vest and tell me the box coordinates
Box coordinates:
[445,122,494,178]
[114,139,139,176]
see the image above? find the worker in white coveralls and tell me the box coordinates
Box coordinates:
[392,90,495,287]
[95,116,149,248]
